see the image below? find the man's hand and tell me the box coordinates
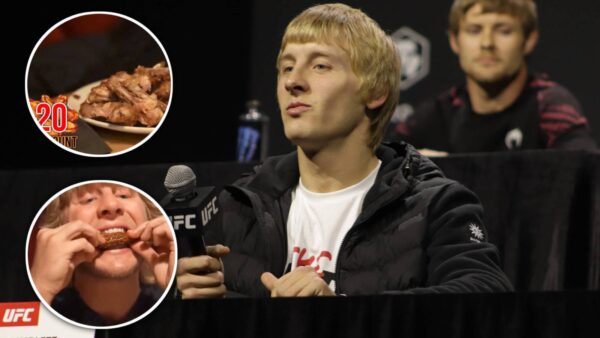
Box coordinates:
[176,244,230,299]
[30,221,105,304]
[128,216,175,289]
[261,266,335,297]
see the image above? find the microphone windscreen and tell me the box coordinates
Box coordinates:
[164,165,196,198]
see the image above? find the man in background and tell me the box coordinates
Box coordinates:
[392,0,596,154]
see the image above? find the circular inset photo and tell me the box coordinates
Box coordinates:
[26,12,172,157]
[26,180,177,329]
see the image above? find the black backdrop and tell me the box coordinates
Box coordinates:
[4,1,599,170]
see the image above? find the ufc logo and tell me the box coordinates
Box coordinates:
[0,302,40,327]
[201,197,219,226]
[170,214,196,230]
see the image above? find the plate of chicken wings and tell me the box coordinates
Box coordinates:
[68,62,171,135]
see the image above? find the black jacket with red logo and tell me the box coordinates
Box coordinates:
[392,74,596,152]
[208,143,512,296]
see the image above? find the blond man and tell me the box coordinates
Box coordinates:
[30,182,174,325]
[178,3,512,297]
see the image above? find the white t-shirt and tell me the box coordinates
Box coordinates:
[285,161,381,292]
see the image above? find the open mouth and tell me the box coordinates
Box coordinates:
[98,228,131,250]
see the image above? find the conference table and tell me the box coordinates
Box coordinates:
[101,291,599,338]
[1,149,599,337]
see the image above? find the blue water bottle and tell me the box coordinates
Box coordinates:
[237,100,269,162]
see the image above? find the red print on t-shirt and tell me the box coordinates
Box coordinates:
[293,246,332,277]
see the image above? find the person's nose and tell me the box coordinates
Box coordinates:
[284,68,308,95]
[98,194,123,218]
[480,28,494,50]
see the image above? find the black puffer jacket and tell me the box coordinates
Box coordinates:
[211,143,512,296]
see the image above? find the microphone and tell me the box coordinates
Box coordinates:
[160,165,220,257]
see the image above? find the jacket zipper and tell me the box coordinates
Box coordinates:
[276,197,289,274]
[226,185,289,276]
[333,155,414,294]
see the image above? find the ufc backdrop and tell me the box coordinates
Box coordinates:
[246,0,600,156]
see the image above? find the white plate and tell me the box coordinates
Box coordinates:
[67,81,155,135]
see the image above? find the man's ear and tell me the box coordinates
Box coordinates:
[366,94,388,110]
[449,31,460,55]
[524,30,539,55]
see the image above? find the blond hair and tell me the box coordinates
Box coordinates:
[449,0,538,37]
[42,183,161,229]
[278,3,401,150]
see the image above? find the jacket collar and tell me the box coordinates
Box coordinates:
[242,150,300,198]
[237,142,439,204]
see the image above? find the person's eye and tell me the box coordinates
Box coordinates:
[280,65,293,74]
[314,64,331,71]
[80,196,96,204]
[464,26,481,34]
[116,190,132,199]
[497,27,514,35]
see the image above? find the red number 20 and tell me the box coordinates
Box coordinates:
[36,103,67,133]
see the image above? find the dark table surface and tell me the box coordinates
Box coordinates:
[101,291,600,338]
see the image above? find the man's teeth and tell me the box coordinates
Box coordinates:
[102,228,125,234]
